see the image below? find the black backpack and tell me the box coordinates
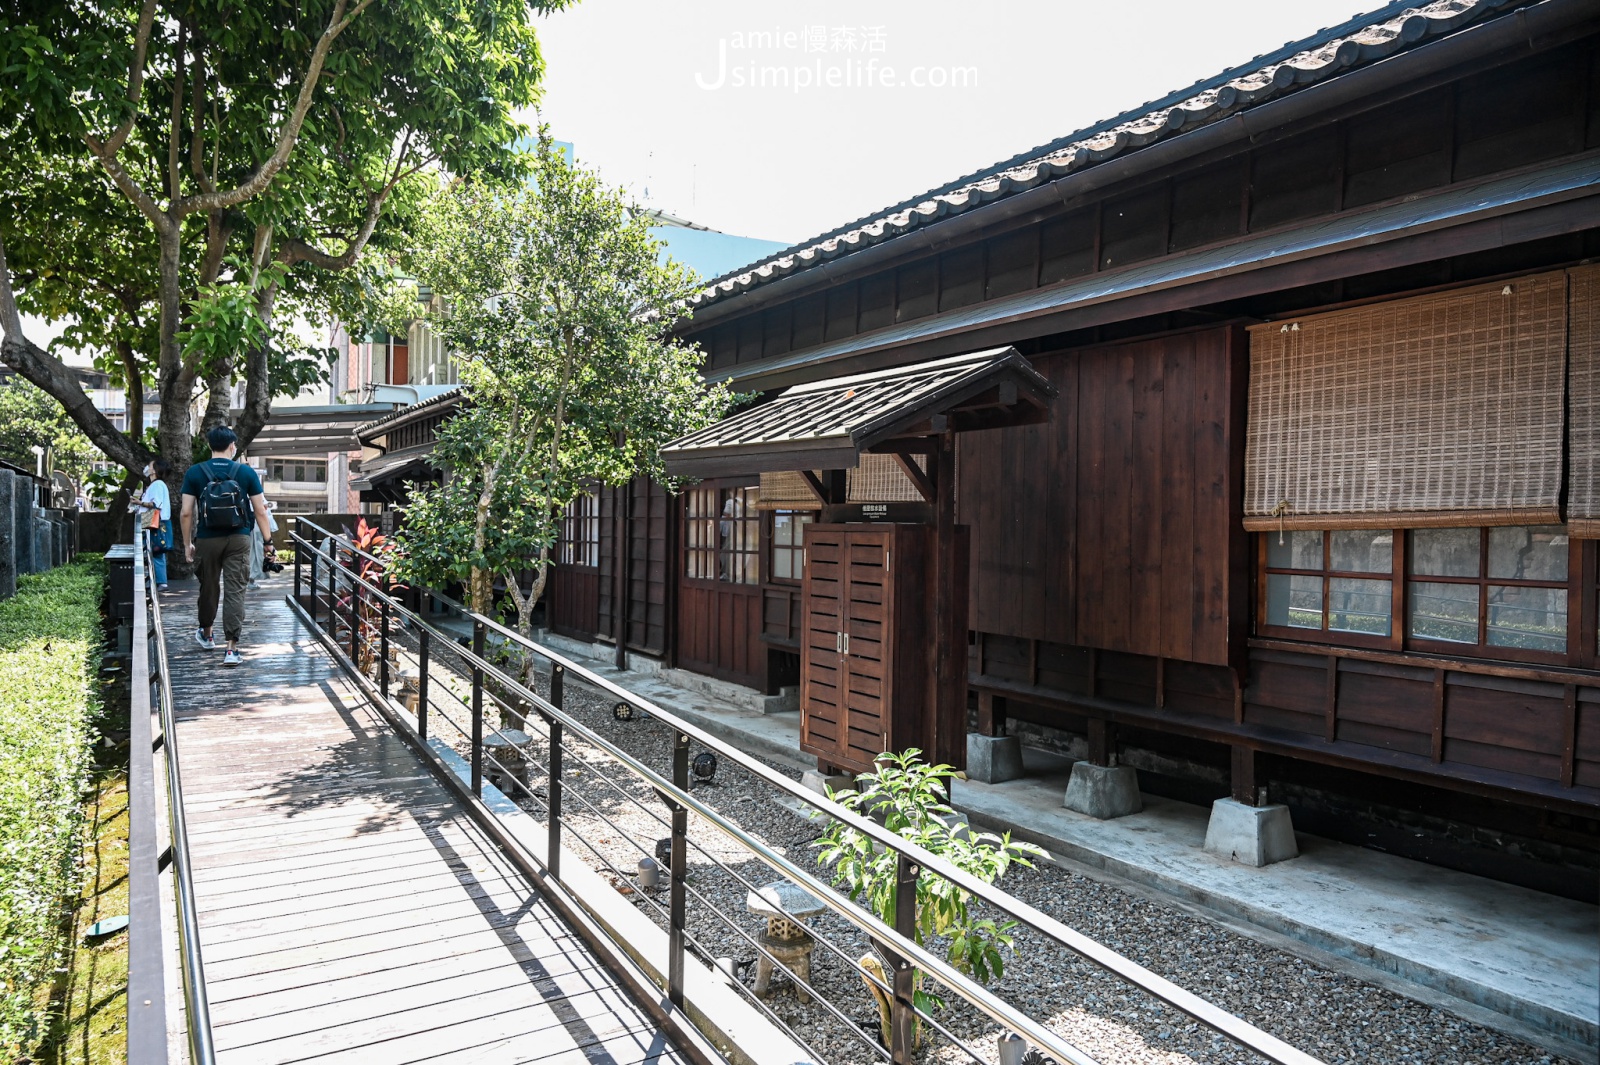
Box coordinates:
[198,461,250,532]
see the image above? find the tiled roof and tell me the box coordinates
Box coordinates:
[688,0,1523,311]
[661,347,1056,477]
[354,386,463,440]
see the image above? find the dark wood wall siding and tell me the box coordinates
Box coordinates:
[598,478,671,656]
[959,326,1245,667]
[548,564,599,640]
[685,40,1600,370]
[762,584,804,648]
[970,630,1600,810]
[677,583,764,689]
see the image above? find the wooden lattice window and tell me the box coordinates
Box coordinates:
[559,494,599,567]
[769,510,815,583]
[685,485,759,584]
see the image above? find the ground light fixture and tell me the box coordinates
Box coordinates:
[612,701,634,722]
[692,750,717,783]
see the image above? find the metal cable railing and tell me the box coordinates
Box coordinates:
[291,519,1325,1065]
[126,537,216,1065]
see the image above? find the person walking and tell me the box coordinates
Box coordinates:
[180,426,275,666]
[132,458,173,590]
[248,499,281,584]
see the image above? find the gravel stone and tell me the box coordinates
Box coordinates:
[413,648,1581,1065]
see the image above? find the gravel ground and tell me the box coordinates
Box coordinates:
[402,642,1577,1065]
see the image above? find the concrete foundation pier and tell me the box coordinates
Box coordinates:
[1063,761,1143,819]
[1203,798,1299,866]
[966,732,1025,784]
[801,768,855,797]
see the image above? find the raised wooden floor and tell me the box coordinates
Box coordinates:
[162,575,688,1065]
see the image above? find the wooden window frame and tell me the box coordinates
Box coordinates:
[558,494,600,569]
[765,509,817,586]
[683,482,760,586]
[1258,529,1399,651]
[1257,528,1590,666]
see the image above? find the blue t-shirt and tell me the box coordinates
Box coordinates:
[181,458,265,539]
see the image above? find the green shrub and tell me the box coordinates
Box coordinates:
[816,749,1044,1045]
[0,557,104,1053]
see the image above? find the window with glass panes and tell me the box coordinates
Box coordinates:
[1407,526,1568,654]
[1260,525,1579,660]
[268,459,327,484]
[685,485,759,584]
[769,511,815,582]
[1264,529,1394,640]
[558,494,600,567]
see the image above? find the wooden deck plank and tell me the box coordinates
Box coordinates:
[209,940,608,1033]
[162,577,681,1064]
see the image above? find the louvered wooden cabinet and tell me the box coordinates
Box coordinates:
[800,523,967,774]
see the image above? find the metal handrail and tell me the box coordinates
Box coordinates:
[126,537,216,1065]
[293,519,1325,1065]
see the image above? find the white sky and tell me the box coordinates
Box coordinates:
[531,0,1390,246]
[20,0,1382,361]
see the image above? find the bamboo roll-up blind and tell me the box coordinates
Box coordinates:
[847,452,927,503]
[1244,272,1568,531]
[755,470,823,511]
[1568,265,1599,539]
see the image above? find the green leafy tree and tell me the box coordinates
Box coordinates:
[396,140,731,676]
[0,376,100,491]
[816,750,1045,1046]
[0,0,559,495]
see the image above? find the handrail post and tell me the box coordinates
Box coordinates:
[348,567,360,663]
[417,628,430,739]
[326,543,336,639]
[471,620,485,795]
[668,730,689,1007]
[890,852,920,1065]
[294,531,302,606]
[379,580,390,699]
[308,549,318,629]
[547,664,564,879]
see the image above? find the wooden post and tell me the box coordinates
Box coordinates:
[1087,718,1112,767]
[1230,745,1258,806]
[613,482,628,670]
[976,691,1008,738]
[932,432,965,769]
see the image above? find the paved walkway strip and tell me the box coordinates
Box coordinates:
[164,579,688,1065]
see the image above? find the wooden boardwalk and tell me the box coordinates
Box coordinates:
[161,575,690,1065]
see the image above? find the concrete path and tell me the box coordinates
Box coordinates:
[532,631,1600,1059]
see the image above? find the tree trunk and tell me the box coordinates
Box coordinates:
[201,368,231,433]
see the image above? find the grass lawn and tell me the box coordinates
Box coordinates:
[0,557,106,1060]
[35,767,130,1065]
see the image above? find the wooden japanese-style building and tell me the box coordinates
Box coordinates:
[372,0,1600,900]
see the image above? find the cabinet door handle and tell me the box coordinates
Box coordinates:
[842,632,850,655]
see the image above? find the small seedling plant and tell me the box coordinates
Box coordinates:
[815,749,1045,1045]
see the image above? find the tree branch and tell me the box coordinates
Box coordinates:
[93,0,160,159]
[177,0,382,216]
[0,233,154,473]
[167,21,187,202]
[189,40,215,194]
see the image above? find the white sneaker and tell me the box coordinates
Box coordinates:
[195,628,216,650]
[223,649,242,667]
